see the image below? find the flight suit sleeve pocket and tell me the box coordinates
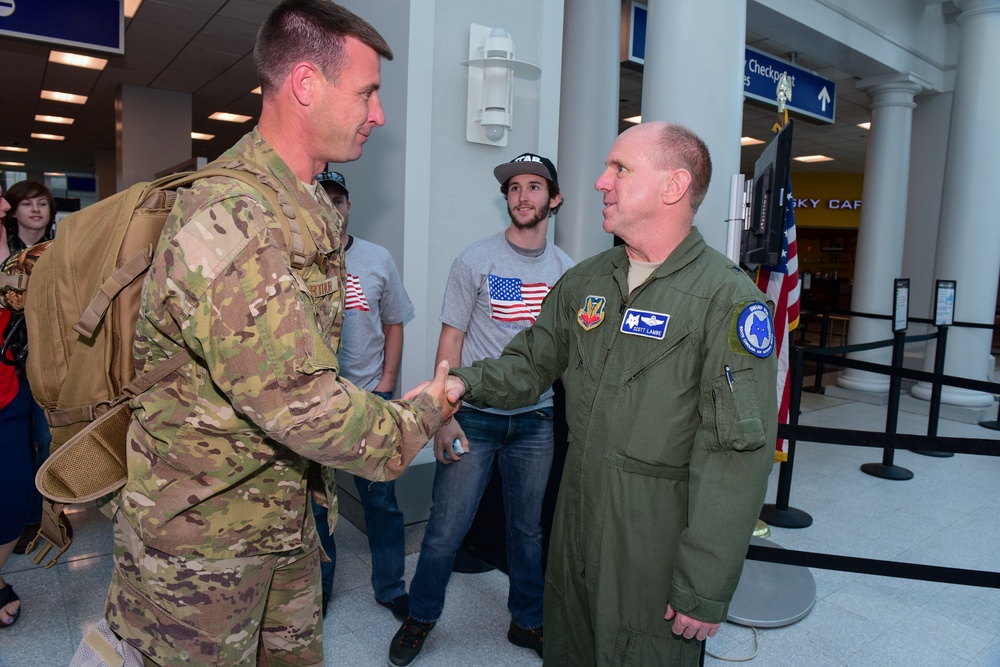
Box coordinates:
[704,368,767,453]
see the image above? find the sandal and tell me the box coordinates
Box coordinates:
[0,583,20,628]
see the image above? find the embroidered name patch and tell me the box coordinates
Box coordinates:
[577,295,606,331]
[620,308,669,339]
[308,277,336,298]
[736,302,774,357]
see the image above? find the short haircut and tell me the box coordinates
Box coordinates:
[3,180,56,239]
[650,123,712,212]
[499,179,564,215]
[254,0,393,97]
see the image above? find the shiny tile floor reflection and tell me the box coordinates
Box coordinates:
[3,388,1000,666]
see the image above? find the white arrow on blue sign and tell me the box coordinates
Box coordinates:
[744,46,836,123]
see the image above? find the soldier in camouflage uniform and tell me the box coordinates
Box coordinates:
[99,2,461,665]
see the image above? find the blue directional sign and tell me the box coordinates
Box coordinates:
[0,0,123,55]
[624,10,836,124]
[744,46,836,123]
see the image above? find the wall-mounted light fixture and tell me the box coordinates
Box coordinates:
[463,24,541,147]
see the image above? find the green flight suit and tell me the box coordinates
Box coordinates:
[453,229,778,666]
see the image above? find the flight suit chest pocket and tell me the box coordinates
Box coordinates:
[704,367,766,452]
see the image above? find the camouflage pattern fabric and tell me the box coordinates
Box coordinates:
[106,509,324,667]
[106,129,443,663]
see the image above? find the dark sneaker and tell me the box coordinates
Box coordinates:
[388,616,435,666]
[507,620,543,659]
[377,593,410,622]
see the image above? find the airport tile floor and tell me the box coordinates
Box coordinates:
[3,386,1000,666]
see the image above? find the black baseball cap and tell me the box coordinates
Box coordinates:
[493,153,558,187]
[317,170,348,196]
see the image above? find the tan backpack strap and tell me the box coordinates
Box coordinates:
[122,349,194,397]
[202,159,317,270]
[75,247,154,338]
[24,500,73,568]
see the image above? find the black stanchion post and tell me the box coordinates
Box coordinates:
[812,307,831,393]
[861,330,914,480]
[915,326,953,457]
[760,346,813,528]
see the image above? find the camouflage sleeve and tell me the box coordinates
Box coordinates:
[161,192,440,481]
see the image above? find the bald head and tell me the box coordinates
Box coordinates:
[628,122,712,213]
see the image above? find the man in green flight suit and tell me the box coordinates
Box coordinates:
[92,2,461,666]
[435,121,779,665]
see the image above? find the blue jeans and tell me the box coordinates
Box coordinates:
[408,406,554,629]
[314,390,406,602]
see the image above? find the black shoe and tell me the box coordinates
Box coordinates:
[388,616,435,666]
[507,620,543,659]
[376,593,410,622]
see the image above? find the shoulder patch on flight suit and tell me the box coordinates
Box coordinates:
[731,301,774,357]
[578,295,607,331]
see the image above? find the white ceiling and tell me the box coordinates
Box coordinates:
[0,1,938,179]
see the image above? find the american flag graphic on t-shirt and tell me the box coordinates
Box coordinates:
[487,274,550,322]
[345,274,370,311]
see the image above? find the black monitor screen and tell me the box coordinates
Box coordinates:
[742,119,793,268]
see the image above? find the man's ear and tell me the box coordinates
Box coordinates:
[662,168,692,207]
[290,62,319,106]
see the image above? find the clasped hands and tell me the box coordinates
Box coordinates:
[403,360,465,411]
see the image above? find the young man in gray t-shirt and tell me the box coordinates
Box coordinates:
[389,154,574,666]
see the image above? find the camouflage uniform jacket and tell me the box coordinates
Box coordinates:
[119,129,441,559]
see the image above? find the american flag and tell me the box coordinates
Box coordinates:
[755,175,799,463]
[344,273,370,311]
[487,274,550,323]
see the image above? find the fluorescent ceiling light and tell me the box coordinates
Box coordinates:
[36,114,74,125]
[0,146,28,153]
[623,115,642,124]
[251,86,262,95]
[124,0,143,18]
[41,90,88,105]
[45,172,67,177]
[49,50,107,71]
[31,133,65,141]
[740,136,765,146]
[191,132,216,140]
[209,112,252,123]
[857,122,871,130]
[0,161,26,167]
[793,154,834,163]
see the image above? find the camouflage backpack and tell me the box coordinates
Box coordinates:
[0,160,317,566]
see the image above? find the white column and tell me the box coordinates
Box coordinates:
[116,85,192,190]
[554,0,620,262]
[911,0,1000,407]
[640,0,745,253]
[836,75,925,394]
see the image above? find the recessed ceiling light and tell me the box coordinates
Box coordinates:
[49,50,108,71]
[740,136,765,146]
[251,86,262,95]
[31,133,65,141]
[209,112,252,123]
[857,122,871,130]
[623,115,642,124]
[191,132,216,140]
[124,0,143,18]
[793,154,834,163]
[0,161,26,167]
[0,146,28,153]
[35,114,74,125]
[45,172,67,177]
[41,90,88,105]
